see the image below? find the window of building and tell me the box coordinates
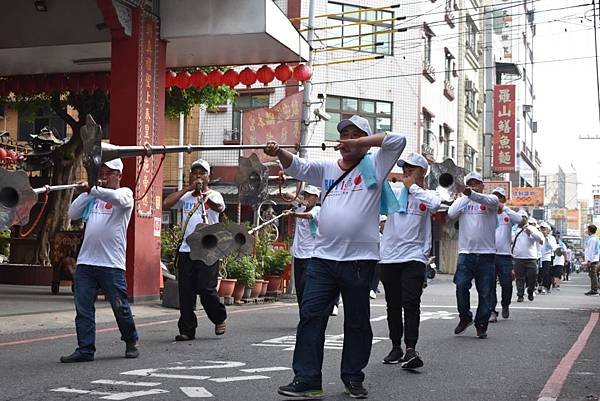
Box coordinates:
[422,110,433,146]
[444,48,455,82]
[465,78,478,118]
[17,106,67,142]
[328,2,394,55]
[443,124,453,158]
[423,24,434,65]
[232,93,270,139]
[325,95,392,141]
[466,16,478,54]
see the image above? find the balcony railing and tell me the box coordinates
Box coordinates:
[422,61,436,83]
[443,80,455,101]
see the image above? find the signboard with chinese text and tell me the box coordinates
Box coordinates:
[135,14,159,218]
[593,195,600,215]
[242,91,303,163]
[483,180,511,200]
[567,208,580,230]
[492,85,516,173]
[507,187,545,207]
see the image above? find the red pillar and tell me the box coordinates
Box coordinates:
[102,3,166,301]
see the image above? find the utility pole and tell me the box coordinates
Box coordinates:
[483,4,494,179]
[299,0,316,159]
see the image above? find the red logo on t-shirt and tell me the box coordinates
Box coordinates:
[504,217,509,223]
[354,175,362,185]
[480,205,486,211]
[105,203,113,209]
[419,203,427,211]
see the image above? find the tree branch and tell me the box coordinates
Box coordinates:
[50,92,78,129]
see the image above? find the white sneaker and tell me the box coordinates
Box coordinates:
[369,290,377,299]
[330,305,339,316]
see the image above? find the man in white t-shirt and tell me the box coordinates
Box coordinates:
[489,187,525,322]
[265,115,406,399]
[512,212,544,302]
[379,153,441,369]
[61,158,137,363]
[552,232,567,289]
[163,159,227,341]
[448,172,499,339]
[584,224,599,295]
[290,185,321,310]
[539,222,557,294]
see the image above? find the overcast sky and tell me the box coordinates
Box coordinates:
[534,0,599,201]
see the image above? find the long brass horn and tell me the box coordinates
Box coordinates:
[0,169,84,230]
[426,158,467,202]
[81,115,334,187]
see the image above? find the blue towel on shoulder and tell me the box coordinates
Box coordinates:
[358,154,402,215]
[82,196,96,223]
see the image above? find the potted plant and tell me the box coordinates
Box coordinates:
[264,248,291,294]
[218,255,238,299]
[226,255,257,302]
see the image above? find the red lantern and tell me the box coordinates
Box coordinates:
[0,148,6,161]
[189,70,207,89]
[275,63,293,83]
[293,64,312,82]
[239,67,257,88]
[6,150,17,162]
[165,70,177,88]
[175,71,192,89]
[207,70,224,87]
[222,69,240,88]
[256,65,275,85]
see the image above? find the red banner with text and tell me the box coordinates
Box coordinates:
[492,84,516,173]
[242,91,303,163]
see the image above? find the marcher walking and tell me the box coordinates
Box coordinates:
[379,153,441,369]
[61,158,138,363]
[448,172,499,339]
[552,233,567,289]
[489,188,524,322]
[584,224,599,296]
[539,222,557,294]
[265,115,406,399]
[511,212,544,302]
[163,159,227,341]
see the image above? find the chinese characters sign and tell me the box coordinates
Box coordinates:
[242,91,303,163]
[136,14,159,218]
[593,195,600,215]
[507,187,544,207]
[492,85,516,173]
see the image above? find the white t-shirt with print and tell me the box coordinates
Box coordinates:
[291,204,320,259]
[511,225,544,259]
[380,185,441,264]
[173,190,225,252]
[541,234,558,262]
[495,206,524,255]
[553,240,567,266]
[285,133,406,261]
[68,187,134,270]
[448,191,499,254]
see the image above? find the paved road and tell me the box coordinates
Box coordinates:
[0,274,598,401]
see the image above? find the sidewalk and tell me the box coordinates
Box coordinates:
[0,284,179,336]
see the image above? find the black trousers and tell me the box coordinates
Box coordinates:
[293,257,310,307]
[177,252,227,337]
[540,261,552,291]
[380,261,426,349]
[513,258,538,297]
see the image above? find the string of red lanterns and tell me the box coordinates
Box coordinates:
[0,63,312,97]
[0,147,24,166]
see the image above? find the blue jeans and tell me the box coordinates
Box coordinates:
[74,264,138,356]
[491,255,513,311]
[292,258,375,387]
[454,254,495,327]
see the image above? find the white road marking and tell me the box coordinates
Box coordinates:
[121,371,211,380]
[121,361,246,380]
[49,387,169,400]
[240,367,292,373]
[92,380,161,387]
[371,304,587,311]
[180,387,214,398]
[371,311,457,322]
[253,334,386,350]
[209,375,270,383]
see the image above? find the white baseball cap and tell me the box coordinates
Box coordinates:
[492,187,506,197]
[397,153,429,171]
[301,185,321,197]
[103,158,123,173]
[464,171,483,184]
[191,159,210,174]
[518,209,529,218]
[336,115,373,136]
[379,215,387,222]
